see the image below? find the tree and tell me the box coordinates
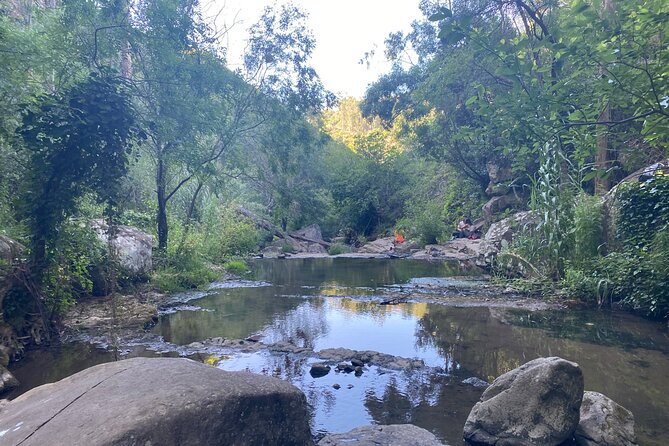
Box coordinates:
[19,71,139,280]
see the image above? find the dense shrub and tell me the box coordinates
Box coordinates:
[616,175,669,249]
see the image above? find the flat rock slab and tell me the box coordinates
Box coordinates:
[318,424,447,446]
[0,357,313,446]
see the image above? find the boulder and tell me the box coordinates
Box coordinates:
[485,160,515,197]
[318,424,447,446]
[482,193,524,219]
[291,224,324,243]
[0,357,314,446]
[575,391,638,446]
[91,219,154,274]
[463,357,584,446]
[0,365,19,395]
[310,363,331,378]
[479,211,537,256]
[0,235,23,263]
[358,237,396,254]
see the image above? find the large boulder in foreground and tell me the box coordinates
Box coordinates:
[0,357,314,446]
[318,424,447,446]
[91,219,154,275]
[575,391,638,446]
[464,357,584,446]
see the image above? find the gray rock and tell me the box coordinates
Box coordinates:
[483,211,537,249]
[318,424,447,446]
[0,365,19,395]
[91,219,154,274]
[461,377,489,388]
[482,193,524,219]
[464,357,584,446]
[575,391,638,446]
[0,357,314,446]
[291,224,324,243]
[0,235,24,263]
[486,160,515,197]
[310,363,331,378]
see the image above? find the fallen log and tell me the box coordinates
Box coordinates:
[235,206,331,247]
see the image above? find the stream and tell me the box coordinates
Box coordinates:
[8,258,669,445]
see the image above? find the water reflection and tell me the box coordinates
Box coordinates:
[8,259,669,446]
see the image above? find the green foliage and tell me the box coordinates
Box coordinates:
[19,71,138,276]
[41,222,106,315]
[616,175,669,249]
[223,260,249,276]
[570,192,604,266]
[202,207,261,262]
[327,243,352,256]
[151,249,219,293]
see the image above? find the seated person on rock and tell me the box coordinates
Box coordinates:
[453,218,472,239]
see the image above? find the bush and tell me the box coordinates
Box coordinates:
[570,192,603,265]
[328,243,352,255]
[616,175,669,249]
[204,207,260,261]
[151,250,219,293]
[223,260,249,275]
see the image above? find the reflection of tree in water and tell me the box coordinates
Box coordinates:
[251,258,465,289]
[330,298,428,324]
[415,306,523,382]
[262,300,328,349]
[363,368,483,444]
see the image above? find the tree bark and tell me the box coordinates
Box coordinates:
[595,103,612,194]
[156,158,169,250]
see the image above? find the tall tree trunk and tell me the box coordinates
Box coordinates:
[178,181,204,253]
[595,103,612,194]
[156,158,169,250]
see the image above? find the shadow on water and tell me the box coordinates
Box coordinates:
[7,258,669,446]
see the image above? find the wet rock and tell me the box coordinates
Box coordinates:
[0,365,19,395]
[269,341,310,354]
[317,348,425,371]
[354,366,363,376]
[310,363,331,378]
[336,363,355,373]
[351,358,364,367]
[318,424,447,446]
[575,391,638,446]
[464,357,583,446]
[91,219,154,275]
[461,377,489,388]
[0,357,314,446]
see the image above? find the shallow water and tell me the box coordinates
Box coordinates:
[9,258,669,445]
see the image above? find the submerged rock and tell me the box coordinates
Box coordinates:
[317,347,424,370]
[575,391,638,446]
[463,356,583,446]
[318,424,447,446]
[0,357,314,446]
[310,363,331,378]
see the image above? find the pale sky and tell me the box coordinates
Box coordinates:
[210,1,423,98]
